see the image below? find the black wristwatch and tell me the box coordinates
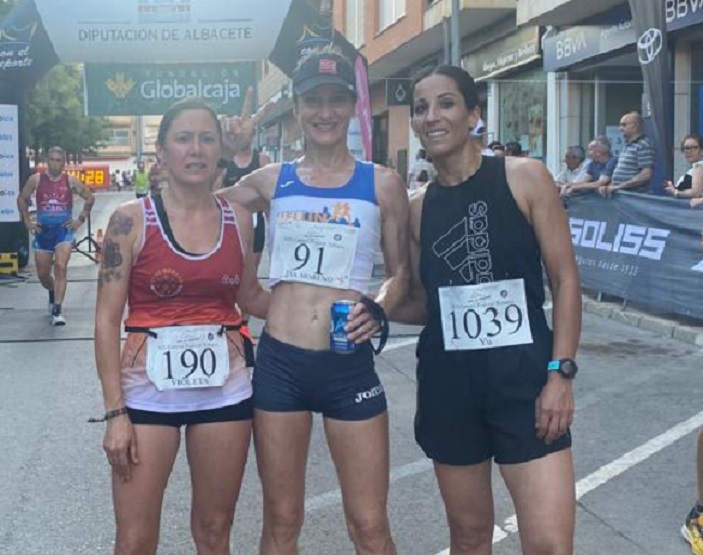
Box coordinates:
[547,358,578,379]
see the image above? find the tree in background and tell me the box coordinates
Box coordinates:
[27,65,106,162]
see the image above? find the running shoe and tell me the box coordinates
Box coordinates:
[51,313,66,326]
[682,504,703,555]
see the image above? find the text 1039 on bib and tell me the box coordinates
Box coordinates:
[438,278,534,351]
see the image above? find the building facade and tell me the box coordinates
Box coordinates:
[518,0,703,181]
[257,0,521,180]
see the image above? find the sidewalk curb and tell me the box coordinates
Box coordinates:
[582,297,703,347]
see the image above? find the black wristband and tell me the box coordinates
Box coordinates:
[88,407,128,423]
[358,296,389,355]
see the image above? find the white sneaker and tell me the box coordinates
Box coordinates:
[51,313,66,326]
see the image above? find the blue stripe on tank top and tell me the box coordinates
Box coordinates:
[274,161,377,204]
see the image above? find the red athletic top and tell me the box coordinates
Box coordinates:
[124,196,244,329]
[35,173,72,226]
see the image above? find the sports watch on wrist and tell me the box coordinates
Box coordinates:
[547,358,578,379]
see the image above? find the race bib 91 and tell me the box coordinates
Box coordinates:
[270,220,359,289]
[438,279,533,351]
[146,325,230,391]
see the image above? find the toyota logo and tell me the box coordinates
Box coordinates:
[637,28,663,65]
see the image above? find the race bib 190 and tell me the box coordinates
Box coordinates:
[438,279,533,351]
[146,325,230,391]
[270,220,359,289]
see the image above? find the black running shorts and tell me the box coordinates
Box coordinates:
[252,330,387,421]
[414,324,571,466]
[126,397,253,427]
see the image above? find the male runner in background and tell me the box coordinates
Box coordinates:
[17,147,95,325]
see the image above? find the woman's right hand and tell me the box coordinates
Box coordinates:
[103,415,139,482]
[663,180,676,195]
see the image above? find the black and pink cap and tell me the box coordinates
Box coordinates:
[292,52,357,96]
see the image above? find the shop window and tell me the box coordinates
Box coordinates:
[498,68,547,159]
[105,128,131,147]
[345,0,365,47]
[378,0,405,32]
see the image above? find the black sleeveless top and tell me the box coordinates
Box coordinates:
[223,149,261,188]
[419,156,548,349]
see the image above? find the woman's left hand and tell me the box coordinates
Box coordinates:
[345,302,380,344]
[535,375,574,445]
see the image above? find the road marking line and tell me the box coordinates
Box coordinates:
[305,458,432,513]
[382,337,418,352]
[433,409,703,553]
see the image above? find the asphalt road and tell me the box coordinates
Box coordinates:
[1,191,701,555]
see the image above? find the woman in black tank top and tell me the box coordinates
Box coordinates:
[391,65,582,555]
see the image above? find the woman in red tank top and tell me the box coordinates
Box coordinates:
[94,98,269,555]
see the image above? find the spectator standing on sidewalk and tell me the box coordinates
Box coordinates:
[562,137,617,198]
[555,146,588,189]
[407,148,435,187]
[664,134,703,200]
[504,141,524,157]
[133,161,150,199]
[600,111,656,197]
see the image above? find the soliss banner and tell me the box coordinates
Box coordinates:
[84,63,257,116]
[567,192,703,320]
[33,0,292,63]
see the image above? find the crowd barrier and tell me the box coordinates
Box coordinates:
[566,191,703,321]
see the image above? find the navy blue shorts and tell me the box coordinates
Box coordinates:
[33,225,74,252]
[252,330,387,421]
[415,322,571,466]
[126,398,253,428]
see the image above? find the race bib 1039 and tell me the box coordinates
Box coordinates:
[438,279,534,351]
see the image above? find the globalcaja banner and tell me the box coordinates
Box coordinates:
[567,192,703,319]
[0,105,20,223]
[84,63,257,116]
[32,0,292,64]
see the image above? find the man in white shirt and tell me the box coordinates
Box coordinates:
[555,145,588,188]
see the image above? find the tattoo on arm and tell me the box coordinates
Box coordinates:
[109,212,134,236]
[97,211,134,288]
[98,238,123,287]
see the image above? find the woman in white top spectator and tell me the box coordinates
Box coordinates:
[664,134,703,199]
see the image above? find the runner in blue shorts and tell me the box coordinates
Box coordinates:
[218,46,410,554]
[18,147,94,326]
[393,66,582,555]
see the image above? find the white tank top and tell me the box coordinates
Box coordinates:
[268,161,381,294]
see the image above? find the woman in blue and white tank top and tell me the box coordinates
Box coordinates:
[217,47,411,555]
